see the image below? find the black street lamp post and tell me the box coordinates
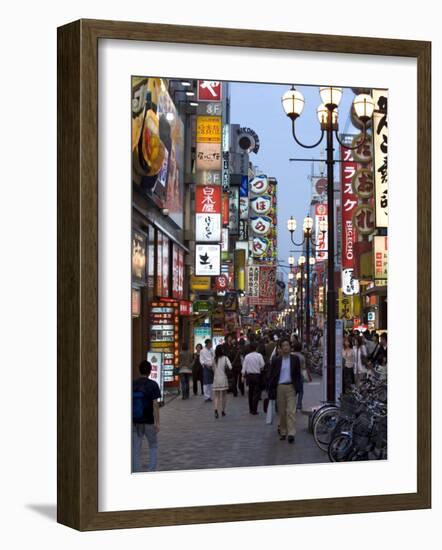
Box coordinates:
[296,269,303,342]
[288,217,324,349]
[282,86,374,401]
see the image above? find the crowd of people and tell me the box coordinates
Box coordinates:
[132,326,387,471]
[341,329,388,392]
[179,329,308,442]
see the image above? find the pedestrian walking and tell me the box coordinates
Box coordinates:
[212,344,233,418]
[192,343,204,396]
[353,334,369,387]
[200,339,215,402]
[268,337,302,444]
[223,333,238,395]
[264,336,277,365]
[132,360,161,472]
[178,343,193,399]
[241,342,265,415]
[342,336,355,392]
[233,338,247,396]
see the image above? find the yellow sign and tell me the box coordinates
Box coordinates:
[197,116,222,143]
[338,290,361,320]
[190,275,211,291]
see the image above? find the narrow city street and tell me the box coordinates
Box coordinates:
[140,376,326,472]
[130,77,389,472]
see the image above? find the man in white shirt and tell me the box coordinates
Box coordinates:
[241,342,265,415]
[200,339,215,402]
[268,338,301,443]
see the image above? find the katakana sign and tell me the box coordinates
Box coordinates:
[340,138,358,270]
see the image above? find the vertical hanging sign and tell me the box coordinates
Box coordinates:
[373,90,388,228]
[340,137,359,296]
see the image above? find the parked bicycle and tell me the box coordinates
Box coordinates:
[311,366,387,454]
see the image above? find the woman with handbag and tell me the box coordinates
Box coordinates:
[212,345,233,418]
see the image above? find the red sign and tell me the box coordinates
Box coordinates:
[197,80,222,101]
[248,266,276,306]
[340,140,358,270]
[196,185,221,214]
[179,300,193,316]
[222,193,230,226]
[132,288,141,317]
[215,274,228,292]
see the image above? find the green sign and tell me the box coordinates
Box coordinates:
[193,300,210,313]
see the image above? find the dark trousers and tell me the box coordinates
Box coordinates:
[230,369,244,396]
[297,380,304,409]
[180,374,190,398]
[343,368,355,392]
[192,369,203,395]
[247,373,261,413]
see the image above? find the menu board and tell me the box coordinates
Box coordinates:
[149,300,179,384]
[163,351,175,383]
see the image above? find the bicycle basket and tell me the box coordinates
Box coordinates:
[339,394,360,418]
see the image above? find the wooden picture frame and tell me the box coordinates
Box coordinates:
[57,18,431,531]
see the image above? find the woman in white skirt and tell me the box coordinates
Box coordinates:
[212,344,233,418]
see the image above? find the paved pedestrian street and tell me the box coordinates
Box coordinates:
[139,377,327,472]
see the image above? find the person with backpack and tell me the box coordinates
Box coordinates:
[132,360,161,472]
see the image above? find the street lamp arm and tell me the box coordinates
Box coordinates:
[333,126,367,151]
[289,232,305,247]
[291,118,325,149]
[308,235,324,249]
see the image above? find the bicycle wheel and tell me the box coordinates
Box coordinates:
[311,402,336,428]
[313,406,341,451]
[328,433,353,462]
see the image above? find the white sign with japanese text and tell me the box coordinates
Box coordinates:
[195,244,221,276]
[373,90,388,228]
[195,213,221,242]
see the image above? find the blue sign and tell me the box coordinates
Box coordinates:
[240,175,249,197]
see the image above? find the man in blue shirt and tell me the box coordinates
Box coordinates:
[268,338,301,443]
[132,360,161,472]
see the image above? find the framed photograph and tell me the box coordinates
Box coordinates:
[57,19,431,531]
